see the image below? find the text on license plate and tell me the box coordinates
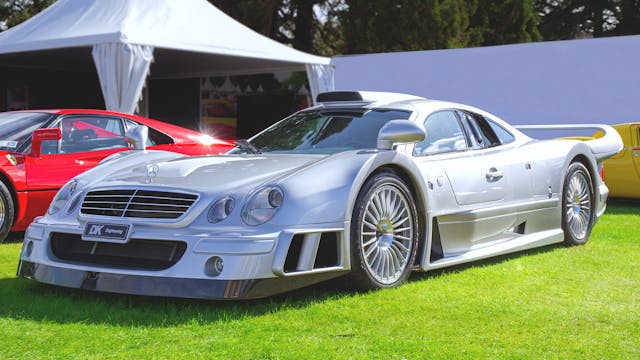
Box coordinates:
[83,223,130,241]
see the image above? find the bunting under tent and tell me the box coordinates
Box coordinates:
[0,0,333,137]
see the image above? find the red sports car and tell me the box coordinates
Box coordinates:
[0,109,233,242]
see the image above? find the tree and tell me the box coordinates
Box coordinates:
[0,0,54,31]
[535,0,640,40]
[337,0,475,54]
[611,0,640,35]
[335,0,542,54]
[209,0,284,41]
[209,0,324,54]
[470,0,542,46]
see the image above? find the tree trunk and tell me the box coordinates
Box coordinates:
[292,0,315,52]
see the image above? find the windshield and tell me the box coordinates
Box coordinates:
[0,112,55,152]
[231,109,412,154]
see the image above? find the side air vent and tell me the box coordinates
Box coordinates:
[283,232,340,273]
[81,189,198,219]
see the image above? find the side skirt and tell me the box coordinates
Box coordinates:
[425,229,564,270]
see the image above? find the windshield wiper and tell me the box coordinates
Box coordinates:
[234,139,262,154]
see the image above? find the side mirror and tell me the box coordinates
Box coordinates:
[377,120,425,150]
[31,128,62,157]
[125,125,148,151]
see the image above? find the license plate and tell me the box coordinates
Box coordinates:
[82,223,131,243]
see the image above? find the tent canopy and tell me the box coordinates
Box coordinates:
[0,0,333,112]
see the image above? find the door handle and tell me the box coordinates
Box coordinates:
[486,168,504,181]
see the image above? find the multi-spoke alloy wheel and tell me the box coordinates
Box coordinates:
[349,172,418,289]
[562,162,594,246]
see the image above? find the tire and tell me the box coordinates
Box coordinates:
[0,181,14,243]
[348,171,419,290]
[561,162,595,246]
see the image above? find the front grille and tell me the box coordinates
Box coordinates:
[50,232,186,270]
[80,189,198,219]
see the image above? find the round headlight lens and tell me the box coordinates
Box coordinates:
[241,186,284,226]
[48,179,77,215]
[267,188,284,208]
[208,197,235,223]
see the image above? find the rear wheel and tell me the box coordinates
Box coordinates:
[348,172,419,290]
[561,162,594,246]
[0,181,15,243]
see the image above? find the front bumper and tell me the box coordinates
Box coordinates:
[17,260,346,299]
[18,220,350,299]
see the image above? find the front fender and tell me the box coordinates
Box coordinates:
[272,150,427,226]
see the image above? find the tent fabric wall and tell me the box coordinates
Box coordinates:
[305,64,335,104]
[92,43,154,114]
[332,35,640,127]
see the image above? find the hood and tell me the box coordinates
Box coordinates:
[93,153,328,193]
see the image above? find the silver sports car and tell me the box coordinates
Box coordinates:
[18,91,623,299]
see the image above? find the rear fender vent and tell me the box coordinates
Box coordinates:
[284,232,340,273]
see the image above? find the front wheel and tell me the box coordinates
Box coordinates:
[348,172,419,290]
[0,181,15,243]
[561,162,594,246]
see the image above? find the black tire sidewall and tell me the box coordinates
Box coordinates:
[0,181,14,243]
[348,171,419,290]
[561,162,595,246]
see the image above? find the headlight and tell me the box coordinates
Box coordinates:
[65,191,84,214]
[48,179,77,215]
[241,186,284,226]
[208,197,235,224]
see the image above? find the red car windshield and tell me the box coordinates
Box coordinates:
[0,112,54,151]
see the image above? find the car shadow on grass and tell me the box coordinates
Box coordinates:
[0,242,565,327]
[4,231,25,243]
[408,242,565,283]
[606,199,640,215]
[0,273,362,327]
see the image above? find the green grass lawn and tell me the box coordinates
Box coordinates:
[0,201,638,359]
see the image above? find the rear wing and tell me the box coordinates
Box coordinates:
[515,124,623,160]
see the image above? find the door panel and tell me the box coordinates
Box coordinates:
[445,151,506,205]
[26,115,128,191]
[25,149,121,190]
[632,125,640,181]
[416,149,523,256]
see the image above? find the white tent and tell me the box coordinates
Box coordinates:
[0,0,334,114]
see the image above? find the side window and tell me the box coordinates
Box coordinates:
[413,111,468,156]
[463,112,514,148]
[487,119,515,145]
[56,116,127,154]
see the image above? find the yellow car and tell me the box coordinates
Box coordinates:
[603,123,640,198]
[558,124,638,198]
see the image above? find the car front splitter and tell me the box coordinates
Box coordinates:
[17,260,347,300]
